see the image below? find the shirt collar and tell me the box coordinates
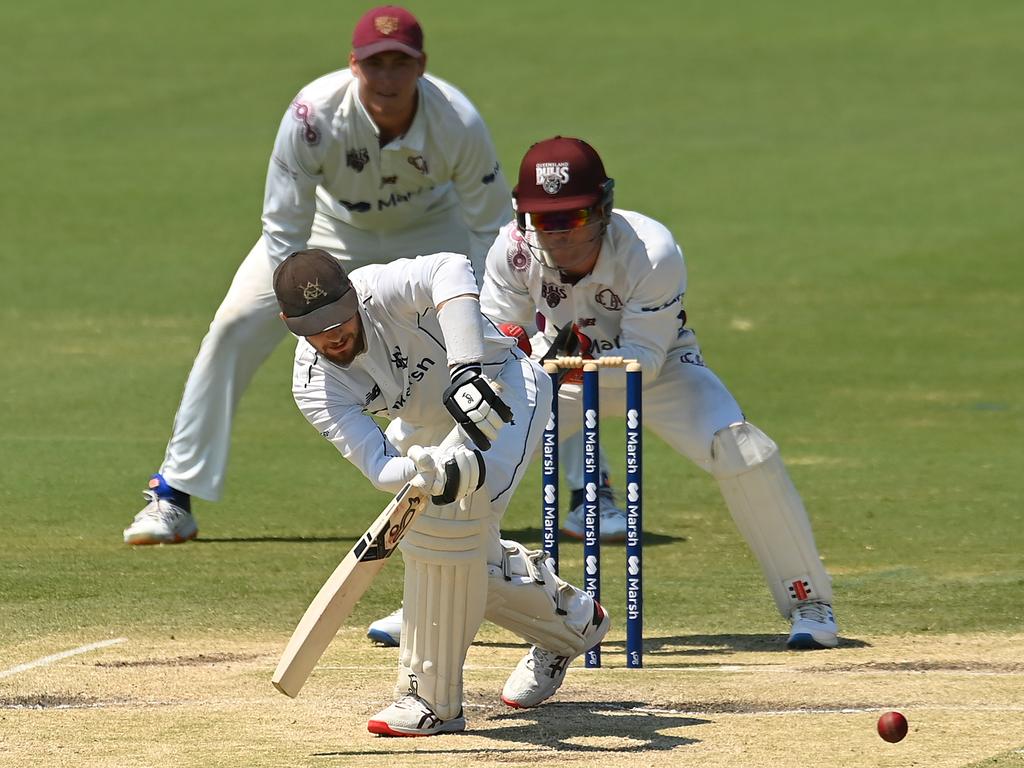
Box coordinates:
[347,77,426,152]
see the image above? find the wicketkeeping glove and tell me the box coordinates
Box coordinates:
[560,326,593,386]
[442,364,514,450]
[408,444,486,506]
[498,323,533,357]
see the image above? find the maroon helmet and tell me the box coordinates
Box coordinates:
[512,136,614,218]
[512,137,614,269]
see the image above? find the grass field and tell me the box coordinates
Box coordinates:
[1,1,1022,766]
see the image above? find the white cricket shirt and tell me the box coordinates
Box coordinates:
[291,252,515,491]
[480,209,697,387]
[262,70,510,267]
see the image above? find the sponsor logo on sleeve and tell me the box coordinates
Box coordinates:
[290,99,320,145]
[482,161,500,184]
[641,291,684,312]
[506,229,530,271]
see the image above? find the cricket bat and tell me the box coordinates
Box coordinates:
[271,426,463,697]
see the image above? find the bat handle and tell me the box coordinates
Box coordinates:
[412,423,465,476]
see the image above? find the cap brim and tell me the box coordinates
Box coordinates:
[283,290,360,336]
[514,191,602,213]
[353,41,423,60]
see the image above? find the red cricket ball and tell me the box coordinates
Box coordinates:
[877,711,908,743]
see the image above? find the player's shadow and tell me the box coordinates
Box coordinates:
[500,526,685,547]
[480,699,705,751]
[313,700,704,757]
[641,633,871,656]
[194,529,685,546]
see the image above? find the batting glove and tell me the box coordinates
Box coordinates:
[408,444,486,505]
[442,364,514,450]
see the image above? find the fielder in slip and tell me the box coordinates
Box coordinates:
[481,137,840,650]
[271,248,608,736]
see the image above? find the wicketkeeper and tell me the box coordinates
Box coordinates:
[481,136,840,649]
[272,248,608,735]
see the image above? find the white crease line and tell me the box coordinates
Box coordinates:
[320,663,1024,676]
[0,638,127,680]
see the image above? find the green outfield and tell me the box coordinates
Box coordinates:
[1,1,1022,766]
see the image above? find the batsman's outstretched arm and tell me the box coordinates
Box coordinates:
[271,425,464,698]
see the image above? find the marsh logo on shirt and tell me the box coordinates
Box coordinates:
[290,98,320,146]
[595,288,623,311]
[346,148,369,172]
[541,282,567,308]
[536,162,570,194]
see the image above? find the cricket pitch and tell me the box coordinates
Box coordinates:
[2,629,1023,768]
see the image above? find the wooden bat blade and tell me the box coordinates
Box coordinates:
[271,482,427,697]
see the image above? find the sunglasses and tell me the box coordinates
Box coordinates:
[530,207,597,232]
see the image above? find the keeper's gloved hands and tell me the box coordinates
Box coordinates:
[442,364,513,450]
[408,444,485,505]
[561,326,593,385]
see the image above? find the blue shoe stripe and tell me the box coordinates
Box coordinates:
[367,628,400,647]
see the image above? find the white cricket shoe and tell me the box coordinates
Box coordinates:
[501,601,610,709]
[123,491,198,545]
[787,601,838,649]
[367,693,466,737]
[562,487,628,542]
[367,607,403,647]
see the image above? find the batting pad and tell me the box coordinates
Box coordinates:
[396,511,487,721]
[485,540,596,656]
[710,421,833,616]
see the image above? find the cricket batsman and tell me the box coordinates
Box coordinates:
[272,248,609,734]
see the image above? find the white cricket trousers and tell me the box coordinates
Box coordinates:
[160,209,470,500]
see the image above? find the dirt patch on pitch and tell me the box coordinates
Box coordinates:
[93,651,260,668]
[0,693,110,710]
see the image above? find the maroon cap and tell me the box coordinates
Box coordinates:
[513,136,610,213]
[352,6,424,60]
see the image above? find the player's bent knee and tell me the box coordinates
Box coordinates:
[484,540,593,655]
[710,421,780,479]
